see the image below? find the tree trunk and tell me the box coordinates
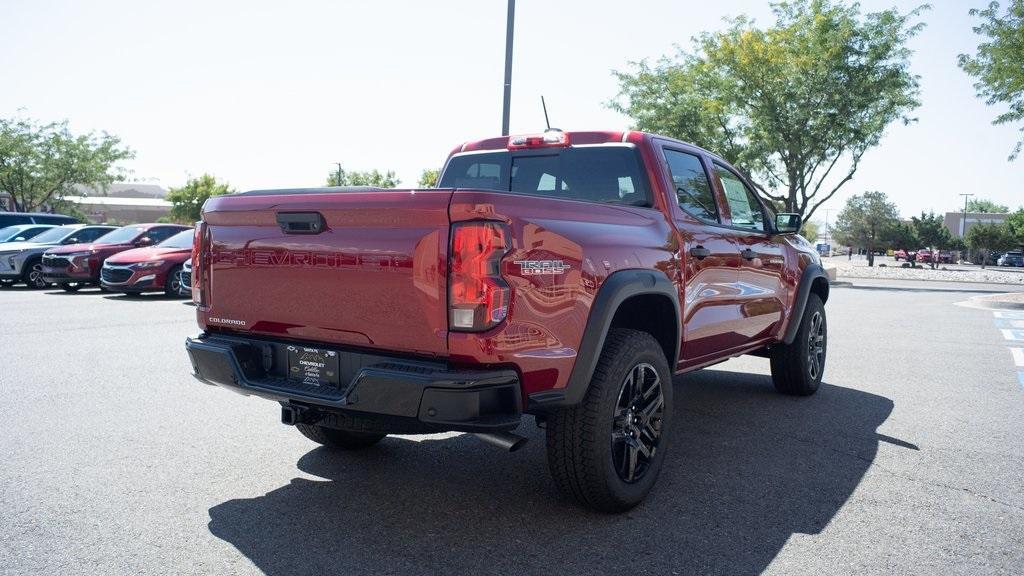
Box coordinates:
[981,249,988,269]
[867,244,874,267]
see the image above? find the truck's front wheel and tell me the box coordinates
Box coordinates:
[546,328,673,513]
[295,424,386,449]
[770,293,827,396]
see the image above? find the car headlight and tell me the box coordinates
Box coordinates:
[134,260,166,269]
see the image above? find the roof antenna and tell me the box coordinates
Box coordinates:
[541,95,557,132]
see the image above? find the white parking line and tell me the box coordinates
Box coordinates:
[993,311,1024,319]
[1001,330,1024,341]
[1012,348,1024,367]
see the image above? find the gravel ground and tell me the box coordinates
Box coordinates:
[825,256,1024,285]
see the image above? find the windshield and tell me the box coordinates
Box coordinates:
[94,226,146,244]
[24,226,80,244]
[158,229,194,249]
[0,226,22,242]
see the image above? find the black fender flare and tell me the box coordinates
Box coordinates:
[782,263,830,345]
[527,269,680,411]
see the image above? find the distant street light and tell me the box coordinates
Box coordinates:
[960,193,974,237]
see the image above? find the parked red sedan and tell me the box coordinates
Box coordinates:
[100,229,194,296]
[915,249,933,263]
[40,223,191,292]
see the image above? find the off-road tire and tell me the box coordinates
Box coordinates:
[770,293,826,396]
[295,423,386,449]
[545,328,673,513]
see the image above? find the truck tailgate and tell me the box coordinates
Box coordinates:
[200,190,451,356]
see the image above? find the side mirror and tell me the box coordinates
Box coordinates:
[135,236,153,246]
[13,236,26,241]
[63,237,79,244]
[775,213,801,234]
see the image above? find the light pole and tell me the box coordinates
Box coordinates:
[959,193,974,237]
[501,0,515,136]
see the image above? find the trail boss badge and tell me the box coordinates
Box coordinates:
[514,260,571,275]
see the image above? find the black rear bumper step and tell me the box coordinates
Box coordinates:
[185,334,522,433]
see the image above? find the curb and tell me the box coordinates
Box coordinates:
[968,295,1024,310]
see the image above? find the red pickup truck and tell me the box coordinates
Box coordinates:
[186,130,829,512]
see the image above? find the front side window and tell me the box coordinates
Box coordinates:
[715,164,765,231]
[145,226,184,243]
[663,149,718,223]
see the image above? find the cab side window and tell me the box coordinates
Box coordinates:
[714,164,765,232]
[145,227,179,243]
[663,149,718,223]
[76,228,108,243]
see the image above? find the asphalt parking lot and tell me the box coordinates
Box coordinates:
[2,283,1023,575]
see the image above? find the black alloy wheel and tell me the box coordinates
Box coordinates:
[611,362,665,483]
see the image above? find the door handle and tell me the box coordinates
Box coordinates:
[689,246,711,260]
[740,249,757,261]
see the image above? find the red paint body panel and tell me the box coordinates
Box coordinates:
[200,191,450,356]
[196,131,819,406]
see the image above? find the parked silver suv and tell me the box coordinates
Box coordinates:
[0,224,116,288]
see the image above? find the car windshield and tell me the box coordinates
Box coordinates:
[25,226,80,244]
[158,229,194,249]
[94,226,146,244]
[0,226,23,241]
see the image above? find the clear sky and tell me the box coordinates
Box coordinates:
[1,0,1020,221]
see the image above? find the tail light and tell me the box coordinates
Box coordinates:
[191,221,207,306]
[449,222,511,331]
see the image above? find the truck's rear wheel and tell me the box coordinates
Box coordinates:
[770,293,826,396]
[545,328,672,513]
[295,423,386,449]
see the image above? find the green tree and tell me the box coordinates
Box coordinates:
[966,221,1015,267]
[166,174,234,223]
[418,168,439,188]
[832,191,901,267]
[889,222,919,252]
[327,167,400,188]
[958,1,1024,160]
[610,0,926,223]
[801,220,820,243]
[1006,207,1024,241]
[911,211,953,268]
[966,197,1010,212]
[0,116,134,212]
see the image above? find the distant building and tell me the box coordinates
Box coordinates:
[66,183,172,224]
[944,211,1008,238]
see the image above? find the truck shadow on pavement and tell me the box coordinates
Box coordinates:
[208,370,896,576]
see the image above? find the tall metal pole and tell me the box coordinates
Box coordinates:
[501,0,515,136]
[960,193,974,237]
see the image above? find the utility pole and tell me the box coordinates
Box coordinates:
[960,193,974,237]
[501,0,515,136]
[334,163,343,187]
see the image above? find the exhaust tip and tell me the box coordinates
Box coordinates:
[472,432,528,452]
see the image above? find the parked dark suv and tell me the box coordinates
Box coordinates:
[0,212,78,227]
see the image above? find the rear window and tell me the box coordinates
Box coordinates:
[438,146,651,206]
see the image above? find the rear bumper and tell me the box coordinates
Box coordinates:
[185,333,522,433]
